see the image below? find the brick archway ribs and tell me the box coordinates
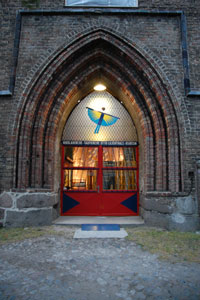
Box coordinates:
[15,30,182,193]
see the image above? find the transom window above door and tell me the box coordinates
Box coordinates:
[62,91,138,143]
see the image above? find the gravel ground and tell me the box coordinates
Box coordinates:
[0,226,200,300]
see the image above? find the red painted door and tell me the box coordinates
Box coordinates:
[61,145,139,216]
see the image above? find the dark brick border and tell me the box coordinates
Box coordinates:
[0,8,199,98]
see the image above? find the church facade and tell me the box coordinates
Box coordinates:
[0,0,200,231]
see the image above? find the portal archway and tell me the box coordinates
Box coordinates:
[14,28,182,209]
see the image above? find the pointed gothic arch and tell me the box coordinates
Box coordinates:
[14,28,182,196]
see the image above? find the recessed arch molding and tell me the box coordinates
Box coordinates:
[15,28,182,196]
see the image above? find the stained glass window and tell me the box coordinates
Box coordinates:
[62,91,138,142]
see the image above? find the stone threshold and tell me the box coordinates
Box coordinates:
[53,216,144,225]
[73,228,128,238]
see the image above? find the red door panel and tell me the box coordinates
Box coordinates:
[101,192,138,216]
[62,192,101,215]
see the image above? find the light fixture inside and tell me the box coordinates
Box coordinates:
[93,84,106,91]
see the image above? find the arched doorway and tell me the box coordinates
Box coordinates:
[61,91,139,215]
[15,29,182,193]
[13,28,183,227]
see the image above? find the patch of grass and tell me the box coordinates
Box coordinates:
[126,227,200,263]
[0,227,46,245]
[0,226,76,245]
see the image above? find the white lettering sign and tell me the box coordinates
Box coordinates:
[62,140,138,146]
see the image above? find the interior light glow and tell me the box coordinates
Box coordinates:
[94,84,106,91]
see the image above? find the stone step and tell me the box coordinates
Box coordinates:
[53,216,144,225]
[73,228,128,239]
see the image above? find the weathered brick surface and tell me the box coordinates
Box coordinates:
[0,0,199,229]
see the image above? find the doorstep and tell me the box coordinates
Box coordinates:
[53,216,144,225]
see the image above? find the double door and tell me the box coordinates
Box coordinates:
[61,145,139,215]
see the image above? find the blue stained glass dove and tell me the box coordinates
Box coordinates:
[87,107,120,134]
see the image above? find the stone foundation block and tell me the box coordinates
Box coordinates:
[16,193,58,209]
[5,208,53,227]
[140,197,173,214]
[142,210,169,229]
[0,208,5,219]
[0,192,13,208]
[52,207,59,220]
[169,213,200,232]
[175,196,197,215]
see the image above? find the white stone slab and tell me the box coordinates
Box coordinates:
[53,216,144,225]
[73,228,128,239]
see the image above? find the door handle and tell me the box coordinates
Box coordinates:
[97,185,100,193]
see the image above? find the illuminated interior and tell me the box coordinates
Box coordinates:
[63,146,137,191]
[63,147,98,191]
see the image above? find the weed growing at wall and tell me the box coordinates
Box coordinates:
[21,0,40,9]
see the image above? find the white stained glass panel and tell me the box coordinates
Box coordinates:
[65,0,138,7]
[62,91,138,142]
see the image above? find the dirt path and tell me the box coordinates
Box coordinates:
[0,227,200,300]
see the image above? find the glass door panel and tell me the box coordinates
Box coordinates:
[63,169,97,191]
[64,146,98,167]
[103,147,137,167]
[103,170,137,190]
